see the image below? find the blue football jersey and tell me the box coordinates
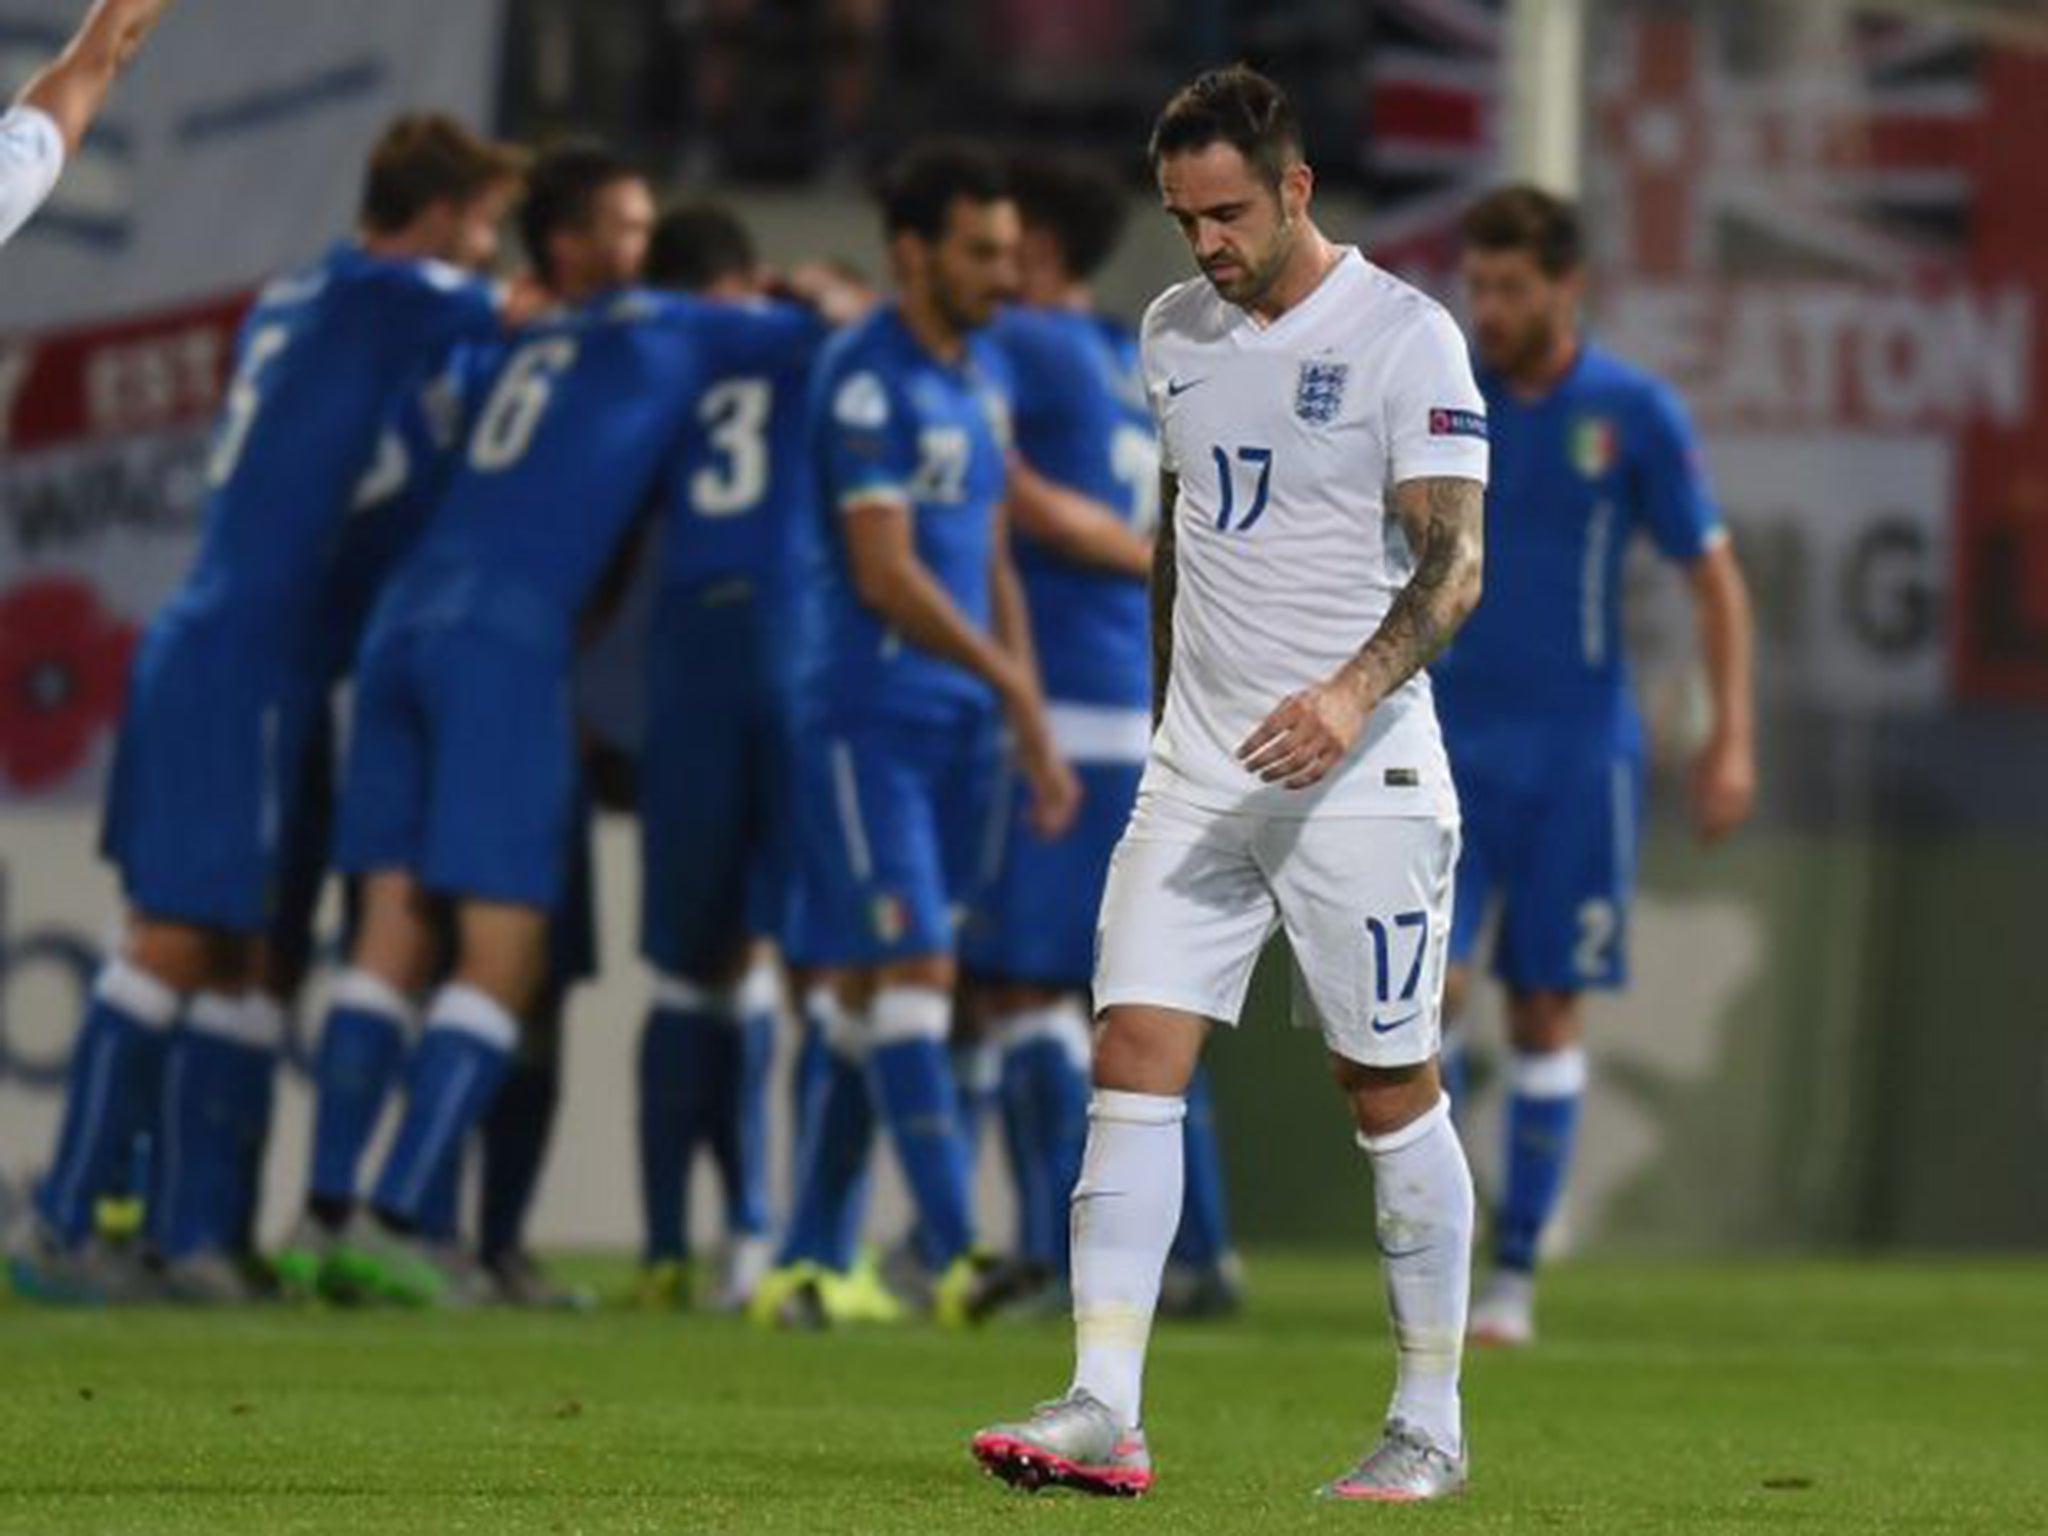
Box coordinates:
[654,299,818,605]
[1433,341,1721,726]
[313,349,484,686]
[410,288,823,624]
[793,304,1012,724]
[182,241,498,624]
[990,304,1156,711]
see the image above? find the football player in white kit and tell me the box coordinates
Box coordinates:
[971,66,1489,1503]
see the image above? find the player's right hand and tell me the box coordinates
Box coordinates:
[1013,707,1081,839]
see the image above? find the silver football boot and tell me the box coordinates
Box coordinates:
[971,1389,1153,1497]
[1317,1419,1468,1502]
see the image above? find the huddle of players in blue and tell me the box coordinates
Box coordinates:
[9,117,1241,1315]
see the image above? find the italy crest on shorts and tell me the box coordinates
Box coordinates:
[1571,414,1617,478]
[1294,359,1349,425]
[868,891,907,946]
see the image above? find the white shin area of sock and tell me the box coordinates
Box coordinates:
[1068,1089,1186,1430]
[1358,1095,1474,1456]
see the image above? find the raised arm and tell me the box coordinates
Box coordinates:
[1150,471,1178,728]
[1237,474,1484,789]
[16,0,172,156]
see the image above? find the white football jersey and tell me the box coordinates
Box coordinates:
[0,105,64,249]
[1138,247,1488,819]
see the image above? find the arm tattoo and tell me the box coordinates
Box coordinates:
[1150,471,1178,728]
[1346,475,1484,704]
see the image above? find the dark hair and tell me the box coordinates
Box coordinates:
[1008,150,1128,281]
[519,141,642,282]
[876,140,1010,242]
[646,201,758,291]
[359,113,527,233]
[1147,64,1303,188]
[1461,184,1583,277]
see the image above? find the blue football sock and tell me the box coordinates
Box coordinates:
[706,994,777,1242]
[637,979,722,1263]
[787,1016,831,1215]
[225,999,284,1254]
[994,1002,1092,1273]
[950,1036,1001,1186]
[1171,1063,1234,1268]
[36,959,179,1246]
[307,970,415,1207]
[1496,1046,1587,1273]
[997,1045,1047,1265]
[149,993,283,1259]
[868,988,972,1271]
[370,985,517,1228]
[480,1051,558,1264]
[779,996,874,1271]
[1026,1011,1092,1276]
[416,1139,462,1245]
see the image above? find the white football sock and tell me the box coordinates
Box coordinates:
[1358,1094,1474,1456]
[1068,1089,1186,1430]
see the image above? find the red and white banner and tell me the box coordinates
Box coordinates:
[1590,9,2048,710]
[1366,4,2048,714]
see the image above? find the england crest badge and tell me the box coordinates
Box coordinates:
[1294,359,1349,425]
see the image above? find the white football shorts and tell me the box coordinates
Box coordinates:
[1092,788,1459,1067]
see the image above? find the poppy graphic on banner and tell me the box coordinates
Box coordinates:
[0,577,137,792]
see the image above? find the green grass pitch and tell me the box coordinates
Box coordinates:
[3,1253,2043,1533]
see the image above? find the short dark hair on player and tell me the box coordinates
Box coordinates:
[1147,64,1303,189]
[519,140,642,283]
[1008,150,1128,282]
[359,113,528,234]
[1462,184,1583,277]
[876,140,1010,243]
[646,201,758,291]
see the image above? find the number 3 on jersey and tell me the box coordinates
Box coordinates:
[691,377,771,517]
[470,336,579,471]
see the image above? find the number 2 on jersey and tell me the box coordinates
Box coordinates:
[1210,443,1273,533]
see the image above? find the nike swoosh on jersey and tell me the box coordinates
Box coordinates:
[1369,1012,1419,1034]
[1166,376,1207,397]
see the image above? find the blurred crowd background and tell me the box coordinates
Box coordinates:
[4,0,2045,1258]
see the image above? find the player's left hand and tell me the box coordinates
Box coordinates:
[1690,732,1756,843]
[1237,676,1370,790]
